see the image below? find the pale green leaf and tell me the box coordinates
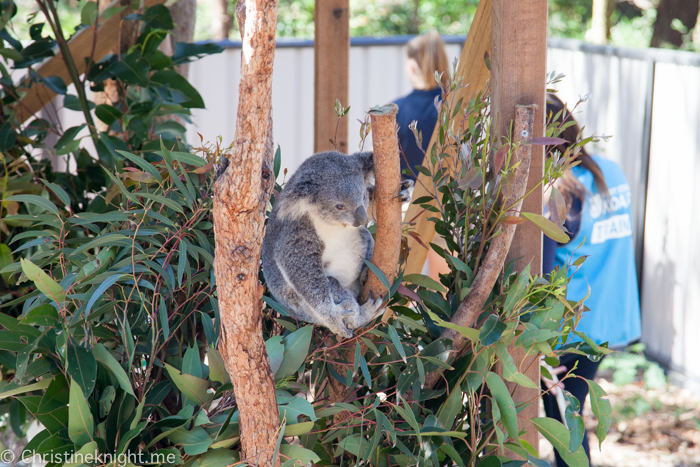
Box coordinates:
[20,258,65,303]
[68,379,94,446]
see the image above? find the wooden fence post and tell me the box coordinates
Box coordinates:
[314,0,350,153]
[491,0,549,456]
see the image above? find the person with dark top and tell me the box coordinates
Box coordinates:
[393,30,449,181]
[541,94,642,467]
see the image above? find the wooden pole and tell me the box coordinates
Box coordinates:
[328,104,403,411]
[360,104,403,304]
[213,0,280,465]
[491,0,548,456]
[403,0,492,275]
[314,0,350,153]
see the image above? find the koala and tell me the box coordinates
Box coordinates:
[262,151,412,338]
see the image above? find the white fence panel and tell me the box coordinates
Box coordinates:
[546,46,651,271]
[642,62,700,389]
[186,41,461,174]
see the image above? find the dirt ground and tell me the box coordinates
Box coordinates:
[539,371,700,467]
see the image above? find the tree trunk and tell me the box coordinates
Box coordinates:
[168,0,197,78]
[408,0,421,34]
[651,0,700,47]
[587,0,615,44]
[212,0,233,40]
[360,104,403,306]
[213,0,280,465]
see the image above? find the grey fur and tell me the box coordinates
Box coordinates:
[262,151,413,338]
[215,156,230,179]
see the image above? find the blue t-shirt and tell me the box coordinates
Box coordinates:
[553,156,642,348]
[393,88,442,180]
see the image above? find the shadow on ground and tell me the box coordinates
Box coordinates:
[540,371,700,467]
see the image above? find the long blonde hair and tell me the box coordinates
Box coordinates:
[406,30,449,89]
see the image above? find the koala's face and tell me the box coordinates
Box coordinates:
[314,179,369,228]
[280,151,374,227]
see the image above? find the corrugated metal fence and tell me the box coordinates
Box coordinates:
[186,37,700,390]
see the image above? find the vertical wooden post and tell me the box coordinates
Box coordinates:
[491,0,548,456]
[314,0,350,153]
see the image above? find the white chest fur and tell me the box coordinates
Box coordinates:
[311,217,365,289]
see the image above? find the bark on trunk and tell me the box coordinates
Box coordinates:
[651,0,700,47]
[212,0,234,40]
[423,105,536,390]
[213,0,280,465]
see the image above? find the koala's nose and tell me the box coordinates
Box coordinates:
[354,206,368,227]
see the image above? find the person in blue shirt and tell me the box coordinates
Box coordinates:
[393,30,449,181]
[541,94,642,466]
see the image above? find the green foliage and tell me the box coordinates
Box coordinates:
[548,0,593,40]
[0,0,222,222]
[1,60,613,467]
[0,0,222,326]
[0,146,231,465]
[599,343,667,389]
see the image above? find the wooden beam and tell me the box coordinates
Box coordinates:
[491,0,549,456]
[403,0,491,275]
[313,0,349,153]
[16,0,165,124]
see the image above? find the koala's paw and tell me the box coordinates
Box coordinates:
[360,296,384,322]
[327,301,358,339]
[215,157,230,179]
[398,178,414,203]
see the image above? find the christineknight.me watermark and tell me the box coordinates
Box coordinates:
[2,448,178,466]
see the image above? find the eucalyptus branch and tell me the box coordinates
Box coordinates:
[36,0,101,149]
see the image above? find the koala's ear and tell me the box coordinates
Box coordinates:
[352,151,374,175]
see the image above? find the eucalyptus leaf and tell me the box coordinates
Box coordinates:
[530,417,589,467]
[485,372,520,445]
[479,315,507,346]
[68,379,94,446]
[20,304,59,327]
[168,427,213,455]
[66,340,97,397]
[93,344,134,396]
[522,212,570,243]
[586,379,612,447]
[403,273,447,293]
[276,326,313,380]
[20,258,65,303]
[164,363,212,405]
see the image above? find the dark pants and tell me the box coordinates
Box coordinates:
[541,353,602,467]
